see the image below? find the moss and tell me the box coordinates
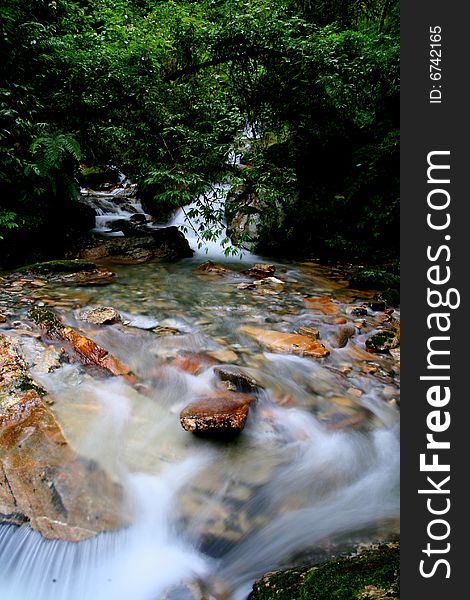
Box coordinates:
[377,288,400,308]
[15,374,46,396]
[18,259,98,276]
[365,331,399,353]
[28,307,64,336]
[249,543,399,600]
[349,269,399,292]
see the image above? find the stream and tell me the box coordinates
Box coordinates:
[0,191,400,600]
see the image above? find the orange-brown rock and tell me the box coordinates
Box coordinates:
[330,325,356,349]
[240,326,330,358]
[196,261,229,274]
[0,334,123,541]
[244,263,276,278]
[296,326,320,340]
[180,392,256,436]
[169,351,218,375]
[304,296,339,315]
[61,327,134,380]
[28,308,135,382]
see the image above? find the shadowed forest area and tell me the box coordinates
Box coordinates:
[1,0,399,267]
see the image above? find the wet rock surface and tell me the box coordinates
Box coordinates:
[366,330,400,354]
[214,366,263,394]
[0,333,124,541]
[16,260,116,285]
[28,308,134,381]
[244,264,276,278]
[80,306,122,325]
[76,227,193,264]
[241,326,330,358]
[180,392,256,436]
[0,253,400,592]
[248,541,399,600]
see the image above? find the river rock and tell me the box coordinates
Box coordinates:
[214,366,263,394]
[365,330,400,353]
[330,325,356,348]
[363,300,386,312]
[304,296,339,315]
[207,349,239,363]
[77,227,193,263]
[169,351,218,375]
[196,261,229,274]
[240,326,330,358]
[253,276,285,290]
[153,326,182,336]
[180,392,256,436]
[244,264,276,278]
[248,542,399,600]
[80,306,122,325]
[237,282,256,291]
[17,260,116,285]
[0,314,6,324]
[0,333,123,541]
[347,306,368,317]
[296,325,320,340]
[11,335,63,375]
[28,308,135,382]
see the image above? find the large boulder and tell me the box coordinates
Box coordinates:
[0,333,124,541]
[77,227,193,263]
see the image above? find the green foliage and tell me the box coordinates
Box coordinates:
[0,0,399,264]
[349,267,399,291]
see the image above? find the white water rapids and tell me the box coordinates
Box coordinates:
[0,186,399,600]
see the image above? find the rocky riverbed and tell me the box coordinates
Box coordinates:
[0,252,399,600]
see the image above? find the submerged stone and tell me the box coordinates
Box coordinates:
[253,276,285,289]
[330,325,356,349]
[240,326,330,358]
[304,296,339,315]
[170,351,218,375]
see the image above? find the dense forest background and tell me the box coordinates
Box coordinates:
[0,0,399,267]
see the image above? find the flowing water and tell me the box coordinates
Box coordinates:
[0,196,400,600]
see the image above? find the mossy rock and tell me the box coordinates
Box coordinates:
[28,307,65,336]
[18,259,98,276]
[78,165,120,188]
[249,542,399,600]
[349,269,399,292]
[365,330,399,353]
[377,289,400,308]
